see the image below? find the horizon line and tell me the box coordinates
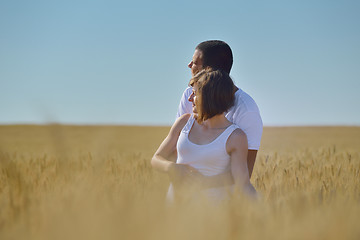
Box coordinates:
[1,123,360,128]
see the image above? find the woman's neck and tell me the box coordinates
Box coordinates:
[201,113,232,130]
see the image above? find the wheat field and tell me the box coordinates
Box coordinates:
[0,125,359,240]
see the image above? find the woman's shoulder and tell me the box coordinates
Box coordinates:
[229,127,247,140]
[178,113,191,124]
[226,127,248,151]
[171,113,192,133]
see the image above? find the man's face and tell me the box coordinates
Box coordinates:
[188,49,203,76]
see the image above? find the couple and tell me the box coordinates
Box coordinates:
[151,40,263,203]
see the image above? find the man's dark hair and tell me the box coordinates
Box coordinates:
[195,40,233,74]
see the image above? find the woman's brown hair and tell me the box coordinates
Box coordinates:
[189,69,236,124]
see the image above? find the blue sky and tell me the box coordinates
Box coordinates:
[1,0,359,126]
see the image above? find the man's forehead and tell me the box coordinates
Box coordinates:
[193,49,203,59]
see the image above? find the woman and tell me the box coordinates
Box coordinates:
[151,69,256,203]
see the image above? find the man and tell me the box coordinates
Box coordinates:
[177,40,263,178]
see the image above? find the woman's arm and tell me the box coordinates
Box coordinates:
[151,114,199,184]
[227,129,257,197]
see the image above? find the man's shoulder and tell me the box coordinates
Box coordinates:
[182,86,192,97]
[232,88,261,114]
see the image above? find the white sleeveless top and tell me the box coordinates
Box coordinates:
[167,114,239,203]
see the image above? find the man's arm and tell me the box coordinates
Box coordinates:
[247,150,257,178]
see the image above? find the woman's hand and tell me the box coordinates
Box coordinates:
[168,163,202,186]
[169,164,235,189]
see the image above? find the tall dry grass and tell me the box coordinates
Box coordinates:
[0,125,359,240]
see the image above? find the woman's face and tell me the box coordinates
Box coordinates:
[191,84,199,114]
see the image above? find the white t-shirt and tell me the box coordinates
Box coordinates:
[176,86,263,150]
